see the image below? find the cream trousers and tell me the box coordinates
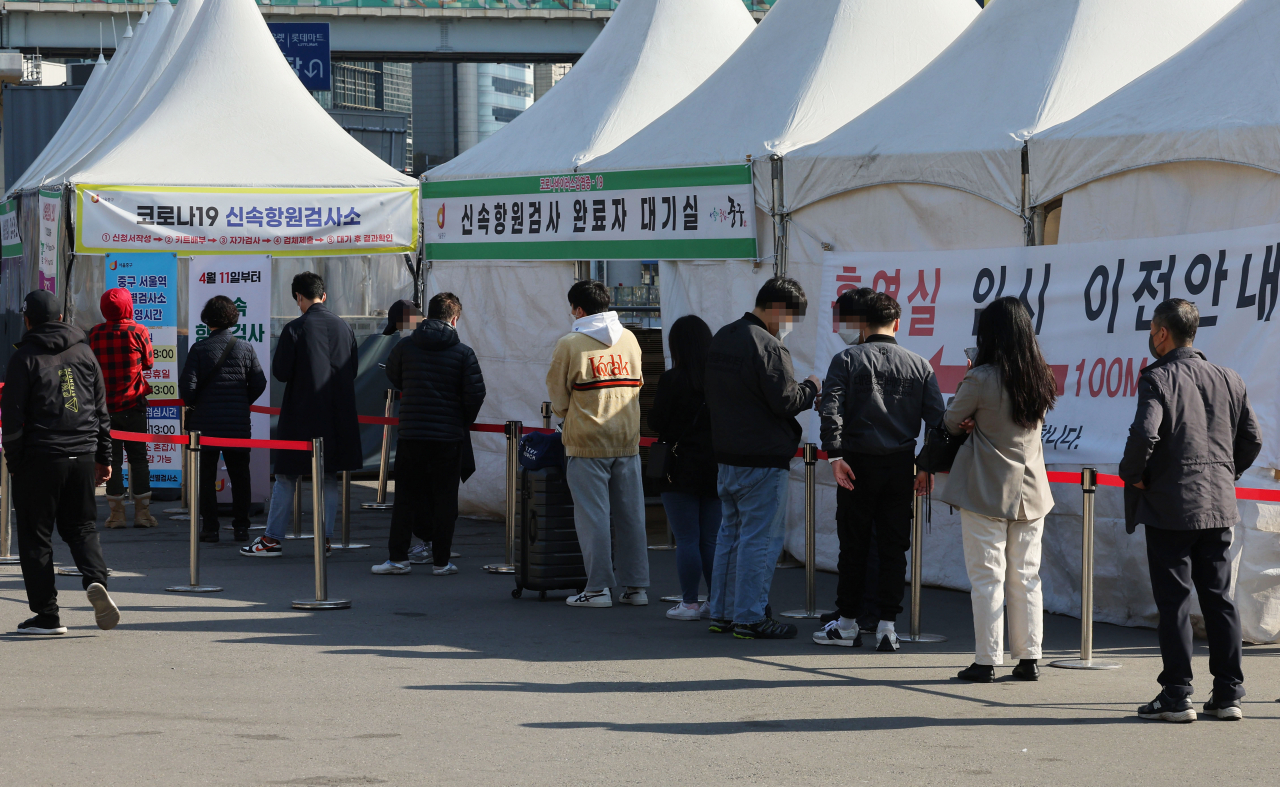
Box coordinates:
[959,508,1044,666]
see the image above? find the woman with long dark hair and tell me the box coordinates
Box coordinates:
[940,297,1056,682]
[648,315,719,621]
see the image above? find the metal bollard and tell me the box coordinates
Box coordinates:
[782,444,832,619]
[483,420,519,574]
[167,432,222,593]
[1051,467,1120,670]
[293,438,351,609]
[902,470,946,643]
[362,388,397,510]
[0,452,19,565]
[329,470,370,550]
[541,401,553,430]
[285,473,313,539]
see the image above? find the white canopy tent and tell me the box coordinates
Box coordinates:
[423,0,756,518]
[1024,0,1280,642]
[769,0,1242,632]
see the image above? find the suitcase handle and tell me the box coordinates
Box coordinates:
[527,510,539,544]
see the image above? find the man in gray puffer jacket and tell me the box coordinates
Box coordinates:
[375,292,485,576]
[1121,298,1261,723]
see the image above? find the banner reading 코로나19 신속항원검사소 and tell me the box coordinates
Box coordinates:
[817,221,1280,469]
[74,185,418,256]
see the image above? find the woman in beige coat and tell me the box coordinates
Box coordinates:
[940,297,1057,683]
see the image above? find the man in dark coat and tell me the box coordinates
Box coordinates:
[1120,298,1261,723]
[241,272,361,557]
[180,295,268,543]
[371,292,485,576]
[1,290,121,634]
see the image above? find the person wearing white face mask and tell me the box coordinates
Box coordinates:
[813,288,943,652]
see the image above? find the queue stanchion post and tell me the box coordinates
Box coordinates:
[167,432,222,593]
[361,388,396,511]
[329,470,369,550]
[293,438,350,609]
[902,469,945,643]
[483,420,519,574]
[782,444,831,619]
[541,401,553,430]
[1051,467,1120,670]
[285,472,312,539]
[0,452,19,565]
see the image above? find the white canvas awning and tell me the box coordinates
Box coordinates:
[781,0,1243,216]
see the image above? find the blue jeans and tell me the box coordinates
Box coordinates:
[708,465,789,625]
[265,474,340,540]
[661,492,720,604]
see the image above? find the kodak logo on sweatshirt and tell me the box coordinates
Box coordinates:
[573,354,641,391]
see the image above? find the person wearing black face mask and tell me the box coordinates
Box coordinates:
[1121,298,1261,723]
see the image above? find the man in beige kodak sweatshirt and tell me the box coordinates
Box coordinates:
[547,280,649,608]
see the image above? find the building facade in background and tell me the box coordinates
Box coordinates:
[312,61,413,172]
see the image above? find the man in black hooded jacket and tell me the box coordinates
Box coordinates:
[1,290,121,635]
[373,292,485,576]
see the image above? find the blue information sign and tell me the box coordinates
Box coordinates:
[268,22,331,92]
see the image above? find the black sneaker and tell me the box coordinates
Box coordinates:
[17,615,67,635]
[733,618,798,640]
[708,619,734,634]
[1203,692,1243,721]
[1138,691,1197,723]
[233,527,250,543]
[199,531,219,543]
[1011,659,1040,681]
[956,663,995,683]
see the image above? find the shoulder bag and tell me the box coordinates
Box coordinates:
[646,402,706,482]
[915,421,968,474]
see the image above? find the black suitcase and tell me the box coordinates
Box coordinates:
[512,466,587,600]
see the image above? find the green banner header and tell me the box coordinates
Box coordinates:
[421,164,752,200]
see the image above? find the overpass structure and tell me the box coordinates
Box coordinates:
[1,1,774,61]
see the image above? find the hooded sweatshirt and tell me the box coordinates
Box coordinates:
[547,311,644,458]
[385,318,486,442]
[87,287,154,413]
[1,320,112,466]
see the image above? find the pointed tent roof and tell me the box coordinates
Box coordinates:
[69,0,413,189]
[425,0,756,182]
[585,0,978,177]
[781,0,1242,215]
[1028,0,1280,205]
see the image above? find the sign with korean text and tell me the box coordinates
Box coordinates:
[106,252,181,490]
[189,255,273,504]
[818,222,1280,469]
[74,185,417,256]
[39,188,61,293]
[422,165,757,261]
[268,22,331,92]
[0,199,22,258]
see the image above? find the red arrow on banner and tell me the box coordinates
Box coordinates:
[928,348,1069,396]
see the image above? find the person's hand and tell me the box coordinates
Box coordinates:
[958,418,976,434]
[95,463,112,486]
[831,458,855,491]
[1133,480,1147,490]
[914,471,933,496]
[806,374,822,395]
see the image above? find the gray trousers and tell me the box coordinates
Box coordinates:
[565,455,650,592]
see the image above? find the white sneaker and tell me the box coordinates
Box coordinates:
[407,542,432,565]
[566,589,612,608]
[371,560,411,575]
[876,627,901,652]
[618,588,648,606]
[432,563,459,576]
[699,601,711,620]
[813,619,861,647]
[666,602,701,621]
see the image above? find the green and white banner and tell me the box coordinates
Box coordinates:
[0,199,22,258]
[421,165,757,261]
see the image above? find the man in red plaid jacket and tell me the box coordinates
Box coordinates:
[88,288,159,528]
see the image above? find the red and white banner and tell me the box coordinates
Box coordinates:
[819,222,1280,468]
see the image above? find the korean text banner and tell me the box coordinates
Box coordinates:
[421,165,757,261]
[0,199,22,258]
[106,252,182,489]
[818,222,1280,469]
[74,186,418,256]
[39,188,60,293]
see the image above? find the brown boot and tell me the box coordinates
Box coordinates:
[133,492,159,528]
[105,496,128,529]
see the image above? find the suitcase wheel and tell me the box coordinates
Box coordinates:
[512,587,523,599]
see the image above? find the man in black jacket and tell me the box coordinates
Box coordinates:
[242,272,361,557]
[703,277,819,640]
[1120,299,1261,723]
[815,290,943,652]
[1,290,121,635]
[373,292,485,576]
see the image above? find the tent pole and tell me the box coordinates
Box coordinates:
[1032,206,1046,246]
[770,154,787,278]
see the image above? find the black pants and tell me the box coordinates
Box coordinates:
[835,488,882,627]
[1144,525,1244,701]
[106,405,150,497]
[388,439,461,566]
[834,451,915,622]
[13,456,110,619]
[200,447,252,533]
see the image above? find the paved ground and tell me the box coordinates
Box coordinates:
[2,480,1279,786]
